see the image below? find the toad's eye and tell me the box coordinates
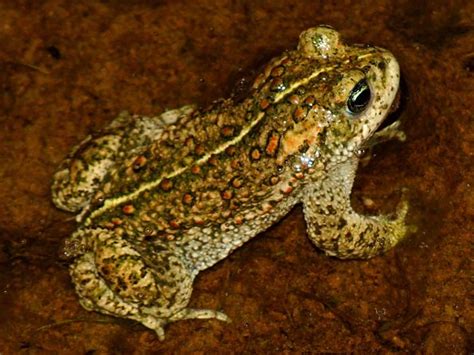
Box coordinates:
[347,79,371,115]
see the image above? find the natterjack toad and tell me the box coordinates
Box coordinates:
[52,26,408,339]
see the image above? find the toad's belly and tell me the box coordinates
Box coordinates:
[177,193,300,274]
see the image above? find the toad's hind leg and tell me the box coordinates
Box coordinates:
[51,105,195,213]
[303,157,409,259]
[70,228,228,340]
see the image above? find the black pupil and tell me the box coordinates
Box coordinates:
[347,79,371,114]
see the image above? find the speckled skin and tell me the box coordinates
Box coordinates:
[52,27,408,339]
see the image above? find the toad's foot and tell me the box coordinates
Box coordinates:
[69,228,230,340]
[168,308,230,323]
[133,308,229,340]
[358,120,406,166]
[364,119,406,149]
[303,158,409,259]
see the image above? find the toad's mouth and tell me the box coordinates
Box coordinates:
[363,82,405,149]
[377,67,407,131]
[377,86,402,132]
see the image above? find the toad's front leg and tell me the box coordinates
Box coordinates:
[302,157,408,259]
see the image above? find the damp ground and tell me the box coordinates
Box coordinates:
[0,0,472,353]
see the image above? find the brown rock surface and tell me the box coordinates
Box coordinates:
[0,0,472,352]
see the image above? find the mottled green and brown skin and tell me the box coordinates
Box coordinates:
[52,27,408,339]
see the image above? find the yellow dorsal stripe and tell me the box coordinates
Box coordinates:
[85,55,373,224]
